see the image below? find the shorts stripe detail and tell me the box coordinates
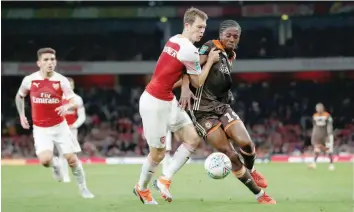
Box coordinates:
[189,110,207,137]
[206,122,221,136]
[193,84,204,111]
[223,120,240,132]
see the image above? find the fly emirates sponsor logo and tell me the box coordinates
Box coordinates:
[32,93,60,104]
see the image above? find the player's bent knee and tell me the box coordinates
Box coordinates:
[176,124,201,149]
[37,151,53,167]
[149,147,165,163]
[64,153,78,167]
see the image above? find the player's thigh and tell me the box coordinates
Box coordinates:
[207,126,235,154]
[221,108,252,146]
[33,127,55,158]
[139,91,169,149]
[169,98,193,133]
[311,136,326,152]
[54,123,81,155]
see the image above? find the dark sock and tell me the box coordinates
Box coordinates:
[238,170,261,195]
[328,153,333,163]
[240,145,256,170]
[314,152,320,163]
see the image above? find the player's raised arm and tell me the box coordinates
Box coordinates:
[15,76,31,129]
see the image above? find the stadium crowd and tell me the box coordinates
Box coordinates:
[2,25,354,62]
[2,77,353,159]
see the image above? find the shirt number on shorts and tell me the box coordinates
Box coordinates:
[224,111,239,123]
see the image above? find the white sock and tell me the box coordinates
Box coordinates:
[162,143,194,180]
[138,155,159,190]
[162,152,171,173]
[60,155,70,180]
[71,160,87,189]
[51,156,60,168]
[255,189,265,199]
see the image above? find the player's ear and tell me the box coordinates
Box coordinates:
[184,23,189,31]
[36,60,41,68]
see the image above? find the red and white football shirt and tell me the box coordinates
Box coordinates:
[146,35,202,101]
[18,71,75,127]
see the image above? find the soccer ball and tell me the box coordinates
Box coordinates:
[204,152,232,179]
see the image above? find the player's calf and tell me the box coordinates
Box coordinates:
[64,153,94,198]
[38,150,64,181]
[162,125,200,180]
[225,121,268,188]
[138,149,163,191]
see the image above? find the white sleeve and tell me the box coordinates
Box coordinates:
[74,95,84,108]
[18,76,31,97]
[60,77,75,100]
[177,46,201,75]
[72,107,86,128]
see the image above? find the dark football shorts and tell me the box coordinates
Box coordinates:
[189,104,240,138]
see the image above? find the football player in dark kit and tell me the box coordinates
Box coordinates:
[178,20,276,204]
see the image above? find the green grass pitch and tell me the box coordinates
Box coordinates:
[2,163,353,212]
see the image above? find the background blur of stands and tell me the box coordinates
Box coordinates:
[1,1,354,163]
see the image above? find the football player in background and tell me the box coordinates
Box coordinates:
[308,103,335,170]
[60,77,86,182]
[15,48,94,198]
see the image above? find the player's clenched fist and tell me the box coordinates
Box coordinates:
[20,115,30,129]
[208,47,221,63]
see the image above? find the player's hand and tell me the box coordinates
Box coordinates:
[55,105,70,116]
[208,47,221,63]
[20,115,30,129]
[179,85,197,110]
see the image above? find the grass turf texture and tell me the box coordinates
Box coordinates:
[2,163,352,212]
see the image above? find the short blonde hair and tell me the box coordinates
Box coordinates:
[37,47,56,59]
[183,7,208,25]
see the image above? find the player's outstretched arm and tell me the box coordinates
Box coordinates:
[179,75,196,110]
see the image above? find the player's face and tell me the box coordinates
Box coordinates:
[220,27,241,51]
[37,53,57,73]
[186,16,206,42]
[316,104,324,112]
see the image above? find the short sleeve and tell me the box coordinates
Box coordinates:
[75,95,84,108]
[177,45,201,75]
[60,77,75,100]
[18,76,31,97]
[199,41,213,55]
[327,115,333,123]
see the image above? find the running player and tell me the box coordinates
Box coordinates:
[15,48,94,198]
[134,7,220,204]
[308,103,335,170]
[179,20,276,204]
[60,77,86,183]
